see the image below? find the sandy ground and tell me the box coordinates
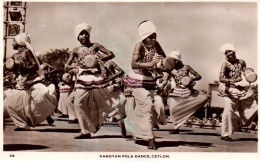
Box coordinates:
[3,115,257,152]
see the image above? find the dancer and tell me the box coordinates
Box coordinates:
[105,60,126,122]
[65,23,123,139]
[4,33,57,131]
[57,73,73,118]
[123,20,166,150]
[218,43,258,141]
[63,57,80,123]
[165,50,208,134]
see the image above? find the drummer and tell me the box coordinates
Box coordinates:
[160,50,208,134]
[4,33,57,131]
[122,20,166,150]
[104,60,126,121]
[218,43,258,141]
[65,23,122,139]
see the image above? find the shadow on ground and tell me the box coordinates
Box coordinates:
[92,135,128,139]
[32,128,81,133]
[234,138,258,142]
[155,129,193,133]
[4,144,49,151]
[184,132,220,136]
[135,140,215,149]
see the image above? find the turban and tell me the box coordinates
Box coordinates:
[14,33,44,79]
[138,20,156,41]
[220,43,236,54]
[15,32,31,46]
[168,50,181,61]
[75,23,92,39]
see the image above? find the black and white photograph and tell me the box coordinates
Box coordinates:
[1,0,259,161]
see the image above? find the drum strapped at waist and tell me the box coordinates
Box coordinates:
[82,55,98,68]
[6,58,15,70]
[181,76,193,86]
[244,68,257,83]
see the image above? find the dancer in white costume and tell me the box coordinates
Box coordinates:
[218,43,258,141]
[4,33,57,131]
[66,23,124,139]
[104,60,126,121]
[123,20,166,150]
[57,73,73,118]
[63,58,80,123]
[162,50,208,134]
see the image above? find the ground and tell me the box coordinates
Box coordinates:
[3,115,257,153]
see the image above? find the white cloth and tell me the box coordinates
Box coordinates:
[127,70,155,81]
[14,33,31,46]
[106,88,126,116]
[4,83,57,129]
[168,50,181,61]
[124,88,155,139]
[58,92,70,115]
[125,92,166,126]
[220,43,236,54]
[221,96,257,138]
[75,23,92,39]
[167,92,207,129]
[153,95,167,125]
[65,91,77,120]
[138,20,156,41]
[74,87,125,134]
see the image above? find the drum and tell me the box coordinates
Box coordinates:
[83,55,98,68]
[62,73,71,82]
[162,57,175,71]
[6,58,15,70]
[181,76,193,86]
[245,68,257,83]
[156,56,175,71]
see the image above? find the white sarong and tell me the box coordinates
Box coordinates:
[4,83,57,129]
[74,87,124,134]
[124,88,155,139]
[221,96,257,137]
[168,91,208,129]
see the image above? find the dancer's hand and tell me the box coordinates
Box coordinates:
[151,54,163,66]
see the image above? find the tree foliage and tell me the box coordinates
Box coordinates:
[38,48,70,86]
[39,48,70,72]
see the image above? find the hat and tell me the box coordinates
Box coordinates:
[138,20,156,41]
[75,23,92,40]
[220,43,236,54]
[168,50,181,61]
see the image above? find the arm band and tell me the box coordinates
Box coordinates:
[137,62,141,69]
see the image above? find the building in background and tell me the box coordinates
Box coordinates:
[3,1,27,62]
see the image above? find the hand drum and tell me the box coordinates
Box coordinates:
[6,58,15,70]
[83,55,98,68]
[245,68,257,83]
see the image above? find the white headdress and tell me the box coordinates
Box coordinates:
[138,20,156,41]
[220,43,236,54]
[75,23,92,39]
[168,50,181,61]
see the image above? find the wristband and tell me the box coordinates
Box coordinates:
[137,62,141,69]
